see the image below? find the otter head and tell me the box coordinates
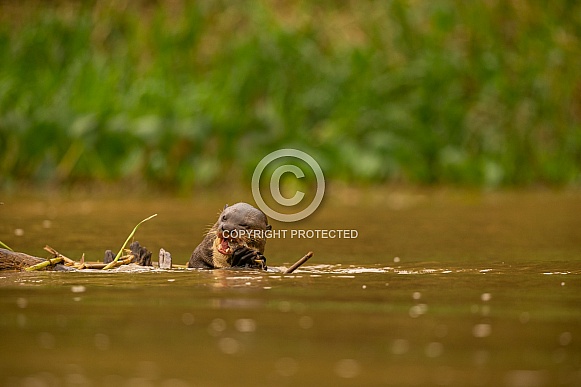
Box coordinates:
[214,202,271,257]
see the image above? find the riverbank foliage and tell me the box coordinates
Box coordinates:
[1,1,580,189]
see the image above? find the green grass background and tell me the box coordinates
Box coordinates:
[1,1,580,190]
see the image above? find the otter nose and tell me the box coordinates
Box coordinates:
[220,223,235,233]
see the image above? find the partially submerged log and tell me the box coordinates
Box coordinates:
[1,244,313,272]
[0,248,68,271]
[0,241,154,272]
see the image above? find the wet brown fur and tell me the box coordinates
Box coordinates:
[187,203,269,269]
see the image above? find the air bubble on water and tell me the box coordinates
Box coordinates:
[334,359,361,378]
[362,285,367,289]
[16,297,28,308]
[409,304,428,318]
[298,316,313,329]
[425,342,444,358]
[394,257,401,263]
[278,301,291,312]
[14,228,24,236]
[71,285,86,293]
[559,332,572,346]
[472,323,492,338]
[413,292,421,300]
[181,313,195,326]
[208,318,226,336]
[42,220,52,229]
[481,293,491,302]
[235,318,256,333]
[218,337,240,355]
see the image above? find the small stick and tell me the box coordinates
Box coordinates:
[285,251,313,274]
[0,241,13,251]
[24,257,64,272]
[44,245,76,265]
[80,255,134,270]
[83,263,107,270]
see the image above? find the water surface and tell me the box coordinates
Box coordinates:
[1,190,580,386]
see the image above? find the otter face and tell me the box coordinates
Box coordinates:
[215,203,271,256]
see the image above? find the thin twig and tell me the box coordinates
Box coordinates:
[44,245,76,265]
[24,257,64,272]
[0,241,13,251]
[285,251,313,274]
[103,214,157,270]
[83,256,134,270]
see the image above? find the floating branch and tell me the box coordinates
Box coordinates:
[285,251,313,274]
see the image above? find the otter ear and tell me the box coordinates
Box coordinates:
[266,224,272,231]
[223,204,229,210]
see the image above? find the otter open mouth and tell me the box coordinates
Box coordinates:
[217,235,238,255]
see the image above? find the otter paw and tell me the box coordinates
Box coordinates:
[230,247,267,270]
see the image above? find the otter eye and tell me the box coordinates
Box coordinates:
[222,215,227,221]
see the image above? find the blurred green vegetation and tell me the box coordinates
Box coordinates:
[0,1,580,189]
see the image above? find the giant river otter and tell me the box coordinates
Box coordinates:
[187,202,271,270]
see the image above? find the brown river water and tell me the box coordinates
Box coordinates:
[0,188,580,386]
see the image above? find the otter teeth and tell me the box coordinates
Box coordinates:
[219,237,231,254]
